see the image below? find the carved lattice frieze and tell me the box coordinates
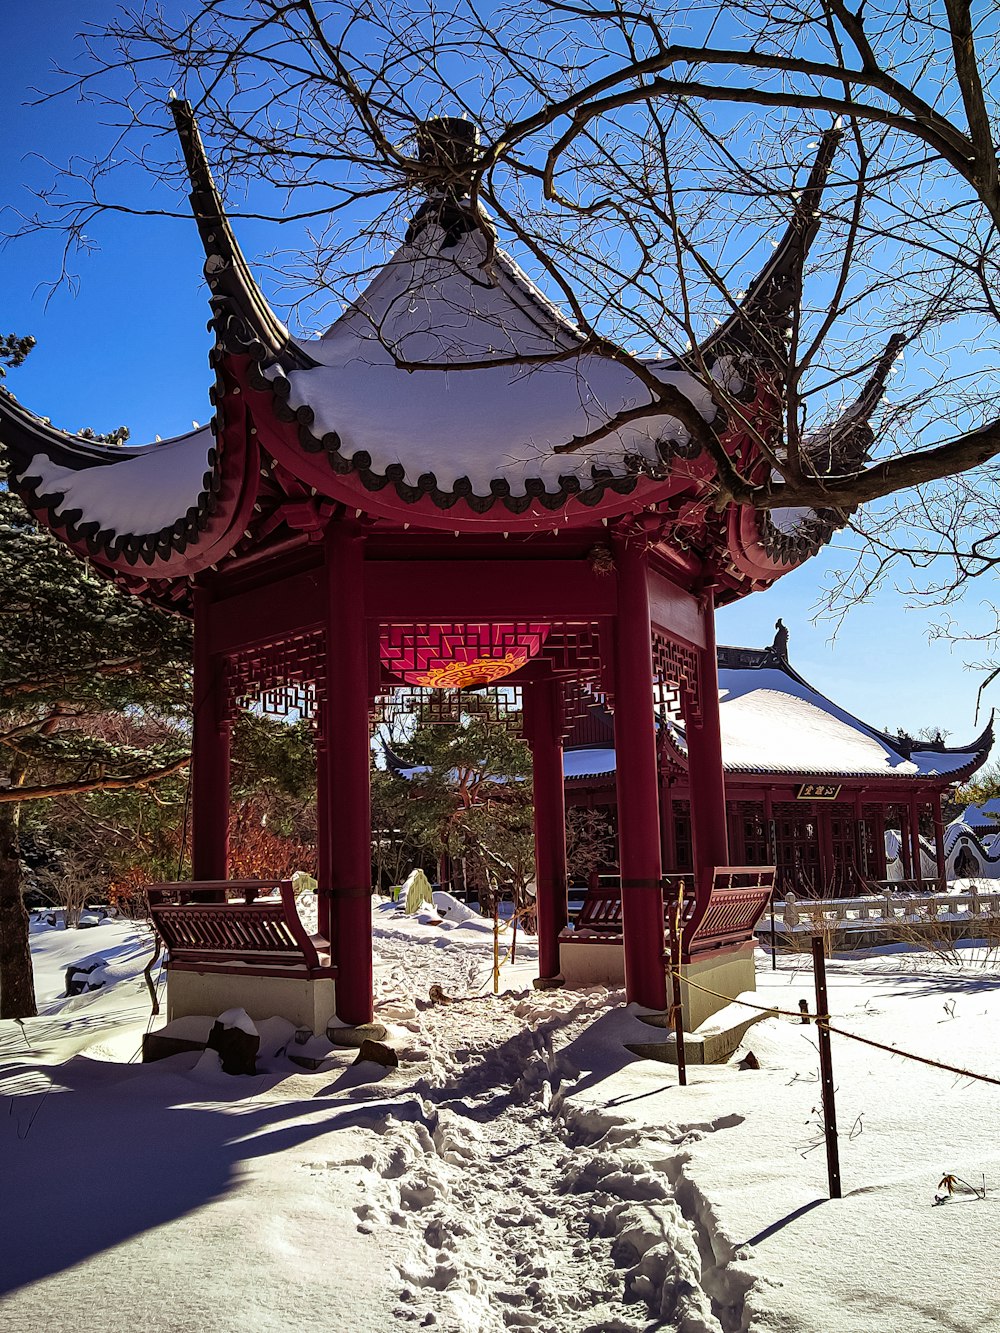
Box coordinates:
[224,628,326,725]
[373,683,524,730]
[652,631,701,723]
[379,622,548,690]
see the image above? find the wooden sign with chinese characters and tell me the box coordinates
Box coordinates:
[797,783,841,800]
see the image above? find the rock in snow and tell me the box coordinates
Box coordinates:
[207,1010,260,1075]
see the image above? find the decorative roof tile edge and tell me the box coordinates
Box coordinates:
[0,394,222,570]
[755,333,907,565]
[688,129,841,374]
[170,99,315,373]
[244,344,673,514]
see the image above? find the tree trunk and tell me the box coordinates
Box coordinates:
[0,800,36,1018]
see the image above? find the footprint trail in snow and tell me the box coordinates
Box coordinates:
[348,922,750,1333]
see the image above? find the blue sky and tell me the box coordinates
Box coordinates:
[2,3,996,745]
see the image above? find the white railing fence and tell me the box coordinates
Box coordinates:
[773,885,1000,935]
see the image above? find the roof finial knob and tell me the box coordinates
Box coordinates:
[414,116,479,197]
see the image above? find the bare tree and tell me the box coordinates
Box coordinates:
[35,848,103,930]
[12,1,1000,607]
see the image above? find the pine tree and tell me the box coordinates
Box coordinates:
[0,337,193,1016]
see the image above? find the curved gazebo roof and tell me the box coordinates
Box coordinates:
[0,100,898,613]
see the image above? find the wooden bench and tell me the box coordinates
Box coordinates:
[559,868,775,1022]
[569,885,624,935]
[148,880,337,1031]
[681,868,775,962]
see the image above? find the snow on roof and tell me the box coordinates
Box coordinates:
[19,427,215,538]
[715,666,980,777]
[269,222,740,497]
[563,747,617,780]
[563,663,986,781]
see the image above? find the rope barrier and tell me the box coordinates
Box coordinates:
[824,1024,1000,1090]
[665,964,1000,1090]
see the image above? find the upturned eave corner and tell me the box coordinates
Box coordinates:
[169,97,315,372]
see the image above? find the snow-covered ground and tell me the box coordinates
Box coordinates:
[2,902,1000,1332]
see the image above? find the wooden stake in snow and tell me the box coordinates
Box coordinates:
[493,904,500,995]
[812,935,842,1200]
[666,878,687,1087]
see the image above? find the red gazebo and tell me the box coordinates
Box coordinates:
[0,106,896,1026]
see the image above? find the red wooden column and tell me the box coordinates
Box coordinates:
[891,805,910,877]
[684,599,729,898]
[763,790,775,883]
[817,808,835,893]
[658,762,677,873]
[852,791,865,883]
[191,585,230,881]
[315,727,332,941]
[324,521,374,1025]
[872,805,887,879]
[932,792,948,887]
[909,797,925,882]
[612,535,667,1011]
[522,675,568,983]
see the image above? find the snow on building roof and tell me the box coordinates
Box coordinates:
[265,221,738,500]
[713,665,982,778]
[563,652,990,782]
[563,747,617,781]
[19,428,216,538]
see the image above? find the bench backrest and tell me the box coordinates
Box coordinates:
[147,879,285,906]
[575,889,624,931]
[149,880,323,970]
[684,867,775,959]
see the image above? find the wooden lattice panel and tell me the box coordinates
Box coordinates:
[224,628,326,723]
[374,683,524,729]
[652,632,702,723]
[538,622,603,673]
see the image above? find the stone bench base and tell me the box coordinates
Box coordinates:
[559,937,757,1030]
[167,969,337,1034]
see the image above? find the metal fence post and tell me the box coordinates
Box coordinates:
[811,934,842,1199]
[666,877,687,1086]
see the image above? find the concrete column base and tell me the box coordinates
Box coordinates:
[631,996,774,1065]
[559,939,626,989]
[674,945,757,1030]
[559,939,757,1029]
[167,970,338,1034]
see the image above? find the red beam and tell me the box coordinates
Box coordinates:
[647,567,706,649]
[365,560,616,620]
[208,566,324,654]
